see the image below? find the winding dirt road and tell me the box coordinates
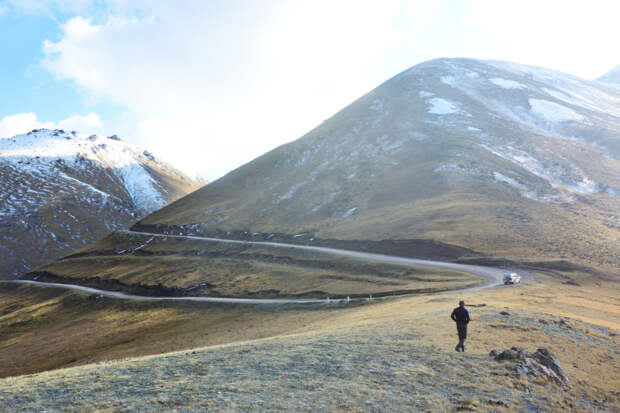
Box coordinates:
[7,231,525,304]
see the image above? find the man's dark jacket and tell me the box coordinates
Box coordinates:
[451,306,470,339]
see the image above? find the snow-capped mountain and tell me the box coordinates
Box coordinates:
[597,65,620,85]
[136,58,620,273]
[0,129,202,278]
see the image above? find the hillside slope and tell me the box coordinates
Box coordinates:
[0,129,202,278]
[1,279,618,411]
[136,58,620,273]
[597,65,620,85]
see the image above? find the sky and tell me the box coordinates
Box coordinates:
[0,0,618,180]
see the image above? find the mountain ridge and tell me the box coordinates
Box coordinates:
[0,128,202,278]
[597,64,620,85]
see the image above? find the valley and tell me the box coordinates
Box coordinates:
[0,233,488,379]
[1,57,618,412]
[21,230,485,299]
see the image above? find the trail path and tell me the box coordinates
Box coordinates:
[7,230,527,304]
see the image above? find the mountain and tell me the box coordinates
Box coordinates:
[132,58,619,274]
[6,58,619,410]
[0,129,202,278]
[597,65,620,85]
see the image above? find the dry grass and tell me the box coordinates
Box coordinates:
[0,282,347,378]
[29,231,478,298]
[0,275,618,411]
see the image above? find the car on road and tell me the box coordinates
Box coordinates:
[503,272,521,285]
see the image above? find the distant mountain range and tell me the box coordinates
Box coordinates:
[0,129,202,278]
[597,65,620,85]
[134,58,619,274]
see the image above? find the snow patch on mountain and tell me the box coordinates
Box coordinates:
[493,172,538,200]
[490,78,526,89]
[596,65,620,85]
[369,99,385,112]
[440,75,457,87]
[332,207,357,218]
[427,98,460,115]
[0,129,166,213]
[483,60,620,118]
[482,144,601,199]
[275,181,306,203]
[57,171,112,200]
[118,163,166,212]
[528,99,584,123]
[542,88,574,103]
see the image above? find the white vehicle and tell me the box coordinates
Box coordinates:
[503,273,521,285]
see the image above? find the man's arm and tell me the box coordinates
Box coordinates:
[451,308,457,322]
[465,309,470,324]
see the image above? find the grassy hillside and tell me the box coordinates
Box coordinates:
[132,59,620,275]
[2,58,618,410]
[24,231,479,298]
[1,275,618,411]
[0,282,344,378]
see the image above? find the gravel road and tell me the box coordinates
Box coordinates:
[9,231,527,304]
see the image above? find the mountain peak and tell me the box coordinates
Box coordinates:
[597,65,620,85]
[0,128,202,278]
[137,58,620,272]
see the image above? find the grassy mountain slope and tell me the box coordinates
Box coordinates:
[135,58,620,274]
[1,276,618,411]
[3,58,619,411]
[27,230,478,298]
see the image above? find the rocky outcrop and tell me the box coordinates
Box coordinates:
[490,347,569,387]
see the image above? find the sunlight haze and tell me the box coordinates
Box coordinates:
[0,0,618,179]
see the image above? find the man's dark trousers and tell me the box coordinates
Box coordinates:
[456,323,467,351]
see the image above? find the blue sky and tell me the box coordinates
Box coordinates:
[0,3,123,133]
[0,10,74,119]
[0,0,618,179]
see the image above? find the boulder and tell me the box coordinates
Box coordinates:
[490,346,527,361]
[490,347,569,388]
[529,348,569,386]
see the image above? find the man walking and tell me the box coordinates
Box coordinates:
[451,300,470,352]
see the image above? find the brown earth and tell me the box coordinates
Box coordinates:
[0,273,618,411]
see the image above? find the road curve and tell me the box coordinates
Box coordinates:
[6,230,524,305]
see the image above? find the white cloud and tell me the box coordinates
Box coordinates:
[464,0,620,79]
[39,1,443,179]
[0,112,102,138]
[57,112,103,130]
[9,0,618,180]
[0,113,53,138]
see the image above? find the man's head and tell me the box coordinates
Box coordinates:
[459,300,465,307]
